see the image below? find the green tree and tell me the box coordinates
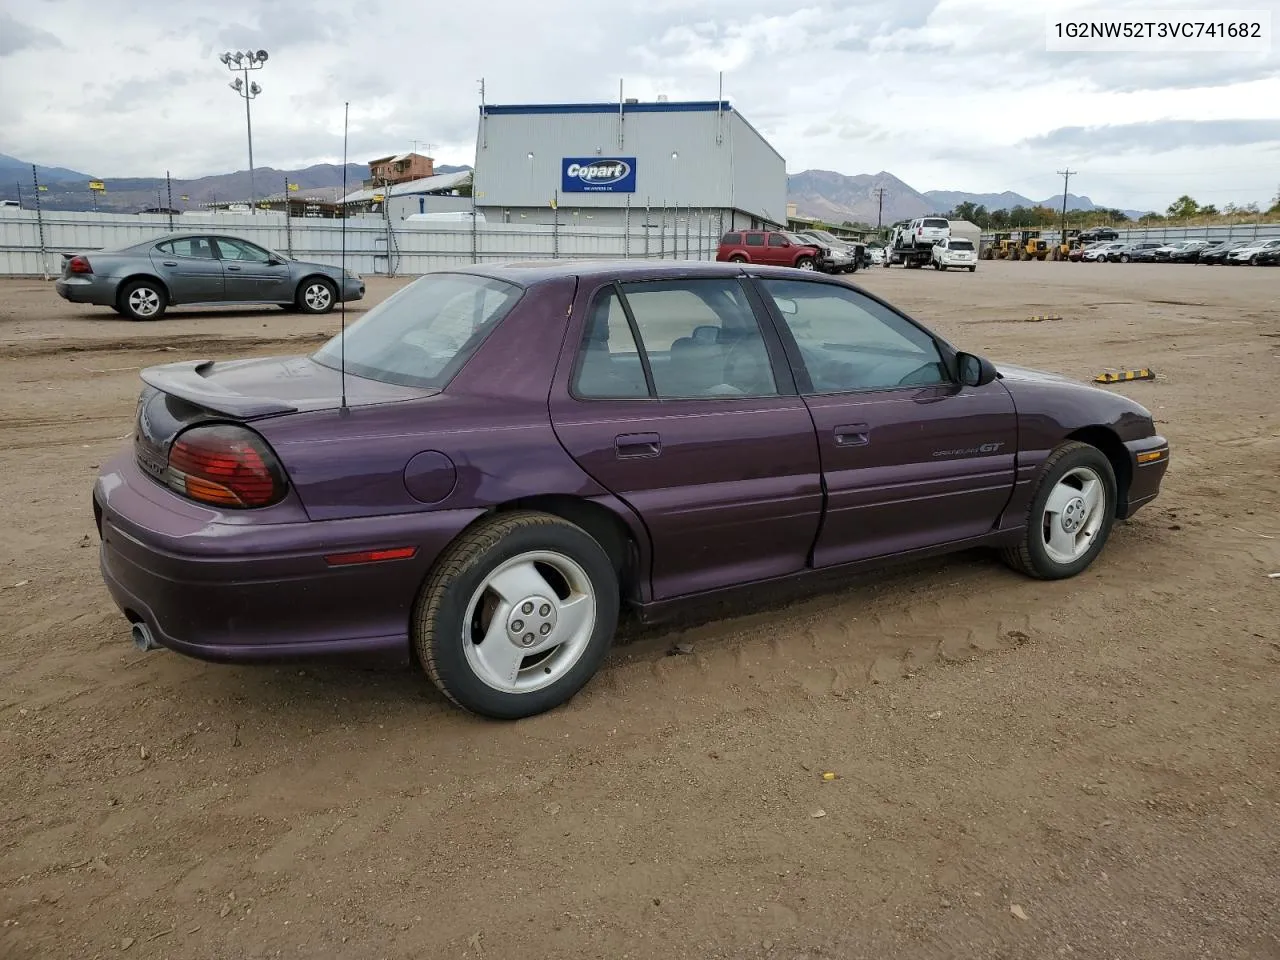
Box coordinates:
[1268,186,1280,215]
[1199,204,1219,216]
[989,208,1010,229]
[1166,195,1199,219]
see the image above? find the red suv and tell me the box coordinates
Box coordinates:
[716,230,820,271]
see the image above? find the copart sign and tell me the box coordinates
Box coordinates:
[561,157,637,193]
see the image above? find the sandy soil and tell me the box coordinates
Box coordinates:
[1,261,1278,960]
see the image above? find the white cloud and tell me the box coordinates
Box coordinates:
[0,0,1277,209]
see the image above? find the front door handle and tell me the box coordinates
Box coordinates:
[226,265,242,271]
[834,423,870,446]
[161,260,178,266]
[615,432,661,459]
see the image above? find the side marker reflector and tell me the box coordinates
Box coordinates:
[1136,450,1166,463]
[325,547,417,566]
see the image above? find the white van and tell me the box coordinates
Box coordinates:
[403,211,486,223]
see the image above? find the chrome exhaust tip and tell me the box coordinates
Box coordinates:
[130,622,159,652]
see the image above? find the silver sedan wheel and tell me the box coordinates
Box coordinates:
[1040,465,1106,564]
[129,286,162,317]
[303,281,333,311]
[462,550,597,694]
[797,259,816,270]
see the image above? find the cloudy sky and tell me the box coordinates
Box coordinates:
[2,0,1278,209]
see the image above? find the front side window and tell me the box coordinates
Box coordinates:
[767,234,787,247]
[312,273,523,389]
[759,279,947,393]
[213,237,272,262]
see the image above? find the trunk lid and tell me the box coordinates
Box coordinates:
[132,356,435,482]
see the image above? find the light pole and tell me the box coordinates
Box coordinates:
[219,49,268,213]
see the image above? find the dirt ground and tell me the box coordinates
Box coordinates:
[1,260,1277,960]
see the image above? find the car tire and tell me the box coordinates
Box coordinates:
[794,256,816,271]
[1119,254,1130,263]
[412,510,620,719]
[1000,440,1117,581]
[117,279,168,321]
[296,277,337,314]
[729,254,748,263]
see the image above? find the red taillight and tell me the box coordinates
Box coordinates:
[68,255,92,274]
[166,423,286,508]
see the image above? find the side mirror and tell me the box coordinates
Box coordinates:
[267,257,284,266]
[958,352,998,386]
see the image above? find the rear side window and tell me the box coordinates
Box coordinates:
[157,237,216,259]
[744,233,764,246]
[572,289,649,399]
[720,233,742,245]
[572,279,779,399]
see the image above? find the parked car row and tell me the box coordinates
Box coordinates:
[716,230,865,274]
[1074,237,1280,265]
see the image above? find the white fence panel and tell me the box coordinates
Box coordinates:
[0,208,713,277]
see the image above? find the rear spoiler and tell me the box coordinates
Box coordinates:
[139,360,298,418]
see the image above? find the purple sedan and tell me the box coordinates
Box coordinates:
[94,260,1170,718]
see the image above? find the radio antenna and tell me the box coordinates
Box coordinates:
[339,100,350,417]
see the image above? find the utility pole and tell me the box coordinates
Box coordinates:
[1057,168,1076,244]
[875,187,885,233]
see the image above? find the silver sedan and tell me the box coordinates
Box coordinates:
[54,232,364,320]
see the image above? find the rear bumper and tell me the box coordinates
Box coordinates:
[55,275,115,305]
[93,451,481,663]
[1121,435,1170,520]
[341,277,365,302]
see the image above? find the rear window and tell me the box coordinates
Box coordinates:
[923,219,949,229]
[311,272,523,389]
[947,239,974,250]
[720,233,742,245]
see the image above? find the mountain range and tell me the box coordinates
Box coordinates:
[0,152,1149,220]
[0,154,471,212]
[786,170,1149,224]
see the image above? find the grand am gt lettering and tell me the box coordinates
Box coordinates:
[933,442,1005,457]
[561,156,637,193]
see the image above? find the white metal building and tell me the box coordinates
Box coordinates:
[472,99,786,229]
[340,170,474,220]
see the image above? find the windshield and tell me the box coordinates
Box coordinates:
[784,232,816,245]
[311,272,524,389]
[810,230,841,243]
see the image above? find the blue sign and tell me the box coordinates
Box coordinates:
[561,157,637,193]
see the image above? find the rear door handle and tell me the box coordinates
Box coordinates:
[226,265,241,271]
[615,432,661,459]
[834,423,870,446]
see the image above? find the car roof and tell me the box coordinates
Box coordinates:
[441,259,851,287]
